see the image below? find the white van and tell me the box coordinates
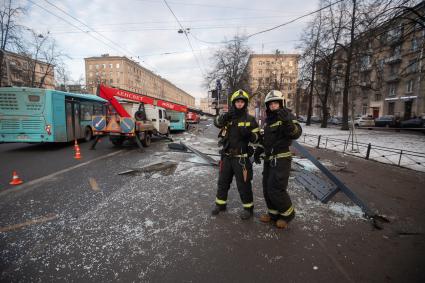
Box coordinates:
[144,104,170,135]
[119,101,170,136]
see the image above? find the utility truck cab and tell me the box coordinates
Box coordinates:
[119,101,170,135]
[144,104,170,135]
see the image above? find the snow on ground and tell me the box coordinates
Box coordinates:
[1,129,369,281]
[300,123,425,172]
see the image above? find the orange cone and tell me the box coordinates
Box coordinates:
[74,140,79,151]
[9,171,23,185]
[74,147,82,159]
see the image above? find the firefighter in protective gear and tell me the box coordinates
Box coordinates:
[212,89,260,220]
[254,90,302,228]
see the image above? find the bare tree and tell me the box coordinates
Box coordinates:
[0,0,24,86]
[205,35,251,94]
[20,30,65,88]
[299,10,324,126]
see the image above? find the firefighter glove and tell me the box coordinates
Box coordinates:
[277,109,291,122]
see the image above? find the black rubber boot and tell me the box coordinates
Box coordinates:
[211,205,226,215]
[240,208,254,220]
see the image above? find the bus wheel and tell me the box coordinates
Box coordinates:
[84,127,93,141]
[141,134,151,147]
[110,136,125,146]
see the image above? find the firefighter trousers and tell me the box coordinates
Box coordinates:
[215,156,254,209]
[262,156,295,222]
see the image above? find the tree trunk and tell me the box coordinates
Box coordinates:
[307,41,318,126]
[341,0,357,131]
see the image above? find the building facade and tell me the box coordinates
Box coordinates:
[84,54,195,107]
[314,3,425,120]
[198,97,214,115]
[244,53,300,120]
[0,50,55,89]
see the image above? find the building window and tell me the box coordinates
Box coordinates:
[95,64,99,69]
[110,79,113,84]
[388,102,395,115]
[407,59,418,74]
[109,63,113,68]
[375,93,381,101]
[89,72,93,77]
[116,63,120,68]
[389,83,396,96]
[406,79,414,93]
[362,104,368,115]
[411,38,418,51]
[102,64,106,69]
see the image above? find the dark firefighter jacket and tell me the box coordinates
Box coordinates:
[262,109,302,156]
[214,112,260,155]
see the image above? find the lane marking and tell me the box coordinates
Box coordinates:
[0,150,127,197]
[0,213,57,232]
[88,177,101,192]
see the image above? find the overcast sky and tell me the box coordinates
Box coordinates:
[19,0,319,99]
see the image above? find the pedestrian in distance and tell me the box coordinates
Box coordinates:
[212,89,260,220]
[254,90,302,229]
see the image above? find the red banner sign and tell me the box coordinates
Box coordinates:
[157,100,187,113]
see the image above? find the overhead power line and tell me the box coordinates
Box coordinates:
[42,0,138,60]
[245,0,344,39]
[26,0,123,54]
[162,0,206,76]
[189,0,345,44]
[28,0,159,72]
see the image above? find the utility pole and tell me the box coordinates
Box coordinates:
[216,79,222,115]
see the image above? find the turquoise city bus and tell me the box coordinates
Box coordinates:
[169,110,187,131]
[0,87,107,143]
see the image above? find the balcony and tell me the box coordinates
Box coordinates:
[385,55,402,64]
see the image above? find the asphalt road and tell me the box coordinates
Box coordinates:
[0,120,424,282]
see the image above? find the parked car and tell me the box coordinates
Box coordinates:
[374,115,395,127]
[401,117,425,129]
[297,116,307,123]
[310,116,322,123]
[353,116,375,127]
[328,117,342,125]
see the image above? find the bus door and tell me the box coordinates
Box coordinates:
[65,100,81,140]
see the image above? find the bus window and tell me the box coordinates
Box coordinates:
[159,109,162,119]
[93,103,105,115]
[81,102,93,121]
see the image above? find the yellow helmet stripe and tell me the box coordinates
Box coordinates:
[231,90,249,102]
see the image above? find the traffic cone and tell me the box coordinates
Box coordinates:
[9,171,23,185]
[74,146,82,159]
[74,140,79,151]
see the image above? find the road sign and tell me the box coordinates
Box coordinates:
[92,116,106,131]
[120,117,135,133]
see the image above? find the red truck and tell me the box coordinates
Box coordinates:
[186,111,200,124]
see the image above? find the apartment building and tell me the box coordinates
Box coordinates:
[314,3,425,120]
[84,54,195,107]
[244,53,299,119]
[198,97,214,115]
[0,50,55,89]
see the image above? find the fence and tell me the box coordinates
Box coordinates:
[299,133,425,172]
